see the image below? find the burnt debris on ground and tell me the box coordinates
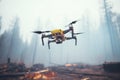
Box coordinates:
[0,62,120,80]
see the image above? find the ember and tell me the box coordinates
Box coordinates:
[0,63,120,80]
[81,77,90,80]
[65,63,78,67]
[25,69,57,80]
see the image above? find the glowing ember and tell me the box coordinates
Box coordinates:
[65,64,78,67]
[81,77,90,80]
[25,69,57,80]
[65,64,72,67]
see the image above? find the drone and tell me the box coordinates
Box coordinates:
[33,20,83,49]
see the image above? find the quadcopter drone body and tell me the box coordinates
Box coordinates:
[33,20,83,49]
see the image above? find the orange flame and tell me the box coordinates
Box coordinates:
[25,70,57,80]
[65,64,78,67]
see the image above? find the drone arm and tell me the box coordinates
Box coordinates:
[70,26,74,37]
[63,26,74,36]
[63,29,70,34]
[66,36,77,45]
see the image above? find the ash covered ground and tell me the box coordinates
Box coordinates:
[0,62,120,80]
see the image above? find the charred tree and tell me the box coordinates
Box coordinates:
[103,0,120,61]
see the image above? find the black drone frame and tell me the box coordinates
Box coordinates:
[42,20,79,49]
[33,20,82,49]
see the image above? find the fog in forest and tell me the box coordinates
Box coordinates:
[0,0,120,67]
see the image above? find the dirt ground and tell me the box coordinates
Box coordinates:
[0,63,120,80]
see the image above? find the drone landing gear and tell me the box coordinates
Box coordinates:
[48,40,56,49]
[66,36,77,45]
[42,34,53,46]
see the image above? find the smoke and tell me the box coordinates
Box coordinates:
[0,0,120,67]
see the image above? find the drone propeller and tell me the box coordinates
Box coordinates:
[33,31,50,34]
[74,32,83,35]
[65,20,80,27]
[69,20,79,25]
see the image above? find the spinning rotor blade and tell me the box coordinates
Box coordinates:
[69,20,79,25]
[74,32,83,35]
[65,20,80,27]
[33,31,50,34]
